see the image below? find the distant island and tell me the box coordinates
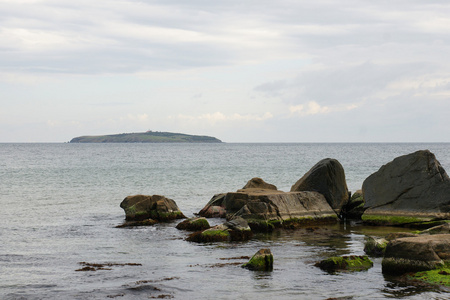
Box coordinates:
[69,131,222,143]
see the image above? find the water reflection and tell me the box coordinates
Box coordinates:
[252,271,273,290]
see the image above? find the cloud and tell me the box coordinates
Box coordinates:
[289,101,359,117]
[2,0,450,142]
[172,112,273,124]
[119,113,149,122]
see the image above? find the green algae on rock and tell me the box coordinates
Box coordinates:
[242,249,273,271]
[364,236,388,257]
[176,217,210,231]
[315,255,373,273]
[361,214,432,227]
[409,262,450,287]
[186,217,253,243]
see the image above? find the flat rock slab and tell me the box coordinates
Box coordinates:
[382,234,450,274]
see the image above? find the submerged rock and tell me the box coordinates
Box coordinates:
[362,150,450,225]
[417,222,450,235]
[242,249,273,271]
[382,234,450,275]
[116,219,158,228]
[290,158,349,213]
[119,194,186,224]
[315,255,373,273]
[186,217,253,243]
[176,217,210,231]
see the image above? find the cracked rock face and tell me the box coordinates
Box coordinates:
[362,150,450,217]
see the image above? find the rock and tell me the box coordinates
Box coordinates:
[290,158,349,213]
[409,264,450,287]
[241,177,277,190]
[242,249,273,271]
[198,178,277,219]
[382,234,450,275]
[176,217,210,231]
[228,190,338,231]
[342,190,365,220]
[364,236,388,257]
[362,150,450,224]
[116,219,158,228]
[418,223,450,235]
[120,194,186,222]
[384,232,418,240]
[198,180,338,231]
[364,232,421,256]
[186,217,253,243]
[197,193,227,218]
[315,255,373,273]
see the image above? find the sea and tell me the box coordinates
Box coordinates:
[1,143,450,300]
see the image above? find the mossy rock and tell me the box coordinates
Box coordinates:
[281,216,338,230]
[187,229,230,243]
[247,219,282,232]
[364,236,388,257]
[409,263,450,287]
[315,255,373,273]
[242,249,273,271]
[176,218,211,231]
[361,214,431,227]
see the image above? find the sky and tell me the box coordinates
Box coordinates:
[1,0,450,143]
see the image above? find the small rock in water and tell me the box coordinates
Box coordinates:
[176,217,210,231]
[315,255,373,273]
[242,249,273,271]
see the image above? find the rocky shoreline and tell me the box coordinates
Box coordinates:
[117,149,450,288]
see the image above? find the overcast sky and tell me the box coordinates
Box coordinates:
[1,0,450,142]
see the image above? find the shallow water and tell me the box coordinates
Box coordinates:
[1,143,450,299]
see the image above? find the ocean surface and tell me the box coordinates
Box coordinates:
[1,143,450,300]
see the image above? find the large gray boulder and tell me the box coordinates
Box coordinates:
[290,158,349,213]
[362,150,450,219]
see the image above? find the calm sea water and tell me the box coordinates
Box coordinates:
[1,143,450,300]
